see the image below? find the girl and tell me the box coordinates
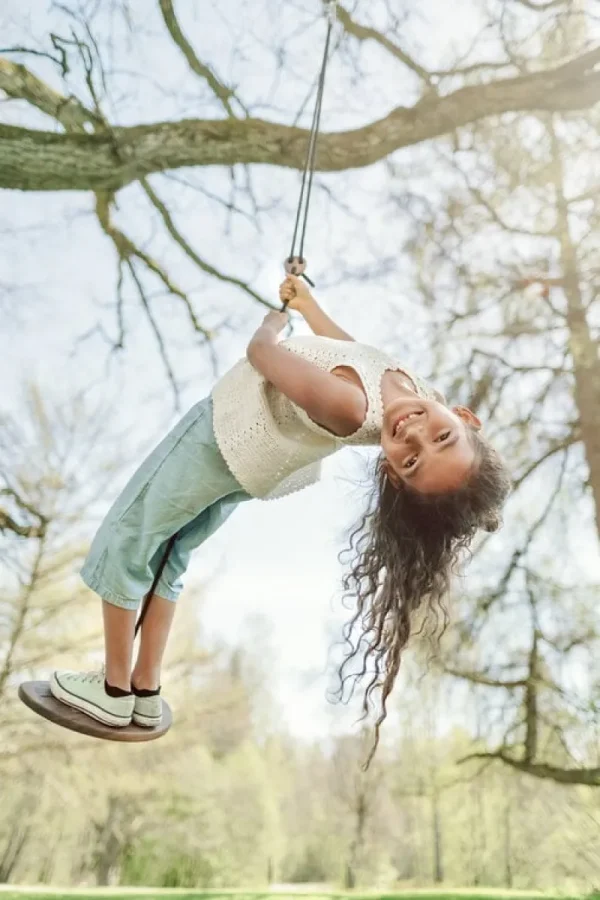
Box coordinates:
[51,276,511,745]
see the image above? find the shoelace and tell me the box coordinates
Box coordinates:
[66,668,104,684]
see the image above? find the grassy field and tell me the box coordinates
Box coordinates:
[0,888,590,900]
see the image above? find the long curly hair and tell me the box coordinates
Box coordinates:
[339,429,512,767]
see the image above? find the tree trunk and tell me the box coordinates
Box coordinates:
[431,783,444,884]
[551,125,600,534]
[345,790,368,889]
[93,796,122,886]
[503,797,513,888]
[470,775,487,886]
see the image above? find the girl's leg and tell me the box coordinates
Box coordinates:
[130,489,248,691]
[103,601,137,691]
[131,594,176,691]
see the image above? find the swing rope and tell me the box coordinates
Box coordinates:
[285,0,336,291]
[135,4,336,640]
[135,534,177,637]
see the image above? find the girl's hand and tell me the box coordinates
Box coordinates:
[247,310,289,366]
[279,275,313,311]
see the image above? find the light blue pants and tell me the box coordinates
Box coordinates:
[81,397,250,610]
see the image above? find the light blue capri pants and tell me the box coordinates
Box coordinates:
[81,397,250,611]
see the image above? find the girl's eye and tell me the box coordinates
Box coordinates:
[404,455,418,469]
[435,430,451,443]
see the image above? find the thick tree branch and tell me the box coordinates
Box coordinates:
[3,46,600,191]
[0,56,95,131]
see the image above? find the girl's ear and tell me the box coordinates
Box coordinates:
[383,458,402,489]
[452,406,482,430]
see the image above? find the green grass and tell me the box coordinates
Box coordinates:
[0,889,588,900]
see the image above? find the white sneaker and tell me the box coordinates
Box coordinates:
[51,670,134,727]
[133,693,163,728]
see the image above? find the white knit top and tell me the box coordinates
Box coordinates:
[211,335,437,500]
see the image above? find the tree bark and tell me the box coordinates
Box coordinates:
[503,797,513,888]
[550,125,600,533]
[345,789,368,889]
[431,782,444,884]
[3,47,600,191]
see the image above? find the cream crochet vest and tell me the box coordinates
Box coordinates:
[211,335,437,500]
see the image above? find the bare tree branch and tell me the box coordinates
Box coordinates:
[158,0,241,117]
[140,177,276,309]
[443,667,528,689]
[460,751,600,786]
[0,509,46,539]
[333,2,431,82]
[125,258,181,406]
[513,0,567,9]
[0,486,48,539]
[94,190,212,340]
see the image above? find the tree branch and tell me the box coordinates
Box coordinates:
[512,0,567,9]
[0,487,48,539]
[140,177,276,309]
[3,46,600,191]
[0,508,45,539]
[333,3,430,82]
[460,751,600,786]
[125,258,181,406]
[443,666,528,689]
[511,430,579,491]
[0,56,95,131]
[158,0,240,117]
[94,190,212,340]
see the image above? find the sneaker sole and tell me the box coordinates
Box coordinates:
[132,711,163,728]
[50,673,133,728]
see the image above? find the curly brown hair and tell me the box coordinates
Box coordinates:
[338,429,512,767]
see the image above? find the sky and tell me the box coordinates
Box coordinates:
[2,0,599,742]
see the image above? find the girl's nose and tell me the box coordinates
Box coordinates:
[404,423,425,445]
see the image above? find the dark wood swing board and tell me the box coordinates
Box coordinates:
[18,680,172,742]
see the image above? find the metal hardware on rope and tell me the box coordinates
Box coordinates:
[283,0,336,305]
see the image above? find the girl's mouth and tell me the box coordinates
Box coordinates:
[393,409,424,437]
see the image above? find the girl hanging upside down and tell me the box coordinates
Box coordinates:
[51,276,511,751]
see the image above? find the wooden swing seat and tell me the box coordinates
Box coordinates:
[18,680,172,742]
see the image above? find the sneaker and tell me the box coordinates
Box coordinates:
[132,689,162,728]
[50,670,134,727]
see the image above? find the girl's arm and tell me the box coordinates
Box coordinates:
[280,276,354,341]
[247,312,366,437]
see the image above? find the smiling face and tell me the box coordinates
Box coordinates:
[381,398,482,494]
